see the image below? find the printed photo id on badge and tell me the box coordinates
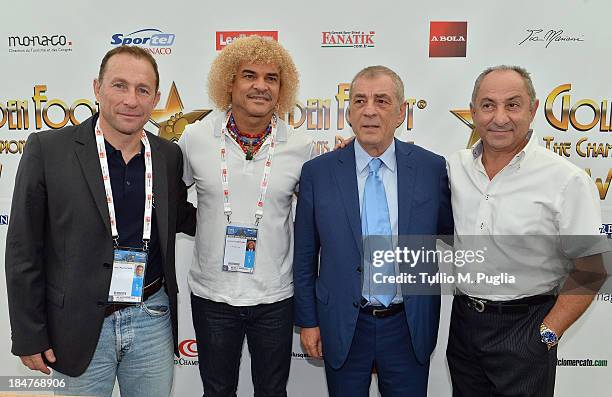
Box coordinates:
[223,225,258,273]
[108,248,148,303]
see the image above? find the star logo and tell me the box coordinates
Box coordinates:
[149,82,212,142]
[450,109,480,148]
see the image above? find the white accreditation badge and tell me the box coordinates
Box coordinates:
[108,248,148,303]
[94,120,154,304]
[222,225,258,273]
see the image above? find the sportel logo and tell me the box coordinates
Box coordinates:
[110,29,175,55]
[429,21,468,57]
[216,31,278,51]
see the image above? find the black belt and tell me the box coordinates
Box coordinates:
[104,277,164,317]
[360,302,404,318]
[458,293,554,314]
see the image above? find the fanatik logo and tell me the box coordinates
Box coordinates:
[175,339,199,366]
[8,34,73,54]
[429,22,467,57]
[216,31,278,51]
[110,29,175,55]
[321,31,375,48]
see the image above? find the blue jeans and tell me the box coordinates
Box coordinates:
[53,288,174,397]
[191,294,293,397]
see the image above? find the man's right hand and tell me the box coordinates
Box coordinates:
[333,135,354,151]
[20,349,56,375]
[300,326,323,359]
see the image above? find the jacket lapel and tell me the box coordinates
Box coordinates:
[396,139,415,236]
[74,116,111,237]
[333,142,363,256]
[149,134,168,261]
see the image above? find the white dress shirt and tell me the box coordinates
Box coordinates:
[447,131,610,300]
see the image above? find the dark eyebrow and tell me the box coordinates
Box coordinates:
[505,96,522,102]
[240,69,279,78]
[374,93,392,100]
[479,95,523,104]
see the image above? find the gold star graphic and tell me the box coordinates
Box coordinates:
[150,82,212,142]
[450,109,480,149]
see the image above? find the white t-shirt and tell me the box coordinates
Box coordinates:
[179,112,313,306]
[447,131,610,300]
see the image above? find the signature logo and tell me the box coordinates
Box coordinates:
[518,29,584,48]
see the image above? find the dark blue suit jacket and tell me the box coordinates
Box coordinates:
[293,139,453,369]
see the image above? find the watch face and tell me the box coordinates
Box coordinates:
[542,330,557,344]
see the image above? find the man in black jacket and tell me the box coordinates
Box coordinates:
[5,45,195,396]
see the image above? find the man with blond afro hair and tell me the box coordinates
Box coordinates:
[178,36,313,396]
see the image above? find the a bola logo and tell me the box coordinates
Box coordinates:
[149,82,212,142]
[429,22,468,58]
[178,339,198,357]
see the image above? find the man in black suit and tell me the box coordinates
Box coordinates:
[5,45,195,396]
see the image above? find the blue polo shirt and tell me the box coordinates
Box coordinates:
[105,140,162,287]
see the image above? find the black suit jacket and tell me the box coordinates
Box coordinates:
[5,115,196,376]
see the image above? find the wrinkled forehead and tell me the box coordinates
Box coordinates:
[103,54,157,86]
[476,70,530,102]
[351,75,396,98]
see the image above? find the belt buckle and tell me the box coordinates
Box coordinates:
[372,308,386,317]
[469,297,486,313]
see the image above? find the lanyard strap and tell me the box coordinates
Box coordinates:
[95,121,154,248]
[219,111,277,225]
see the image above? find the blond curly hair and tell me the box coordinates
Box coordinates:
[208,36,299,114]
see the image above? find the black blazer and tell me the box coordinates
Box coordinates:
[5,115,196,376]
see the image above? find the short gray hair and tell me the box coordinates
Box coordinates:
[471,65,537,108]
[349,65,405,106]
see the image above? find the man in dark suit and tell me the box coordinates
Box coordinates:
[294,65,453,396]
[5,45,195,396]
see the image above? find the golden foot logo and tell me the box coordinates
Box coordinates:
[450,109,479,148]
[149,82,212,142]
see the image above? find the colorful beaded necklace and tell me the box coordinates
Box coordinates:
[226,113,271,160]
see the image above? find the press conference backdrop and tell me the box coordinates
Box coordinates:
[0,1,611,395]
